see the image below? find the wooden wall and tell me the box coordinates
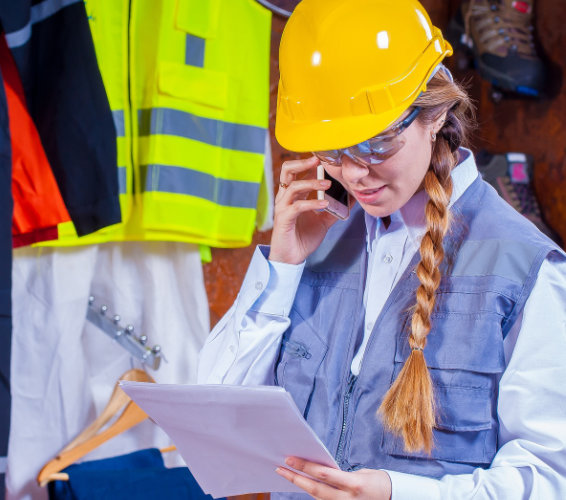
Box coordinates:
[204,0,566,327]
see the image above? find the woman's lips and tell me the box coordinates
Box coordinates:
[352,185,386,203]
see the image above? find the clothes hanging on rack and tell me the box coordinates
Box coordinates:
[47,448,218,500]
[0,35,70,248]
[4,3,274,499]
[7,242,209,500]
[40,0,272,248]
[0,0,120,236]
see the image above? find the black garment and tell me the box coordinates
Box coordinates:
[48,448,221,500]
[0,0,120,236]
[0,59,12,498]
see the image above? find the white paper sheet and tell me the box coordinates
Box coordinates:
[120,382,339,498]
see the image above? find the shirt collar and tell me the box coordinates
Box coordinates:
[364,147,478,251]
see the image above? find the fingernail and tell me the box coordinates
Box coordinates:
[285,457,296,467]
[319,180,331,187]
[318,200,329,207]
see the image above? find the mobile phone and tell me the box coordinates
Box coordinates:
[317,164,350,220]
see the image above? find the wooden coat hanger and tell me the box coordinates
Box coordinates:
[37,368,156,486]
[60,368,154,453]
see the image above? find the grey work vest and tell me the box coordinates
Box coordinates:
[273,177,561,496]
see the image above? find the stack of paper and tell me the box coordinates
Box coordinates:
[120,382,338,498]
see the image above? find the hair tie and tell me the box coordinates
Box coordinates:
[411,346,423,352]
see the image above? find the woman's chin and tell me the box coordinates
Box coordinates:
[355,197,397,219]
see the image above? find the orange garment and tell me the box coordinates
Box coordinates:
[0,35,70,247]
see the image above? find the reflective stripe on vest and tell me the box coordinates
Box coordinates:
[112,110,125,138]
[118,166,127,195]
[138,108,266,155]
[143,164,259,209]
[185,34,205,67]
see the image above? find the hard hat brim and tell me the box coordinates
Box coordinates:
[275,102,415,153]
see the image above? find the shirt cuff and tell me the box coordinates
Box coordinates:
[386,470,442,500]
[250,249,305,317]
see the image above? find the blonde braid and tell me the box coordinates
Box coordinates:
[379,125,459,453]
[377,69,473,453]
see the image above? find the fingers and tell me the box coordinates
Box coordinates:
[273,199,330,234]
[277,459,392,500]
[283,457,357,492]
[276,466,343,500]
[275,174,330,223]
[278,155,320,195]
[269,155,334,265]
[278,177,330,202]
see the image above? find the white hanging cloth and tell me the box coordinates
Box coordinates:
[7,241,209,500]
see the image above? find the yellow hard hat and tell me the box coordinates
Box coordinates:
[275,0,453,152]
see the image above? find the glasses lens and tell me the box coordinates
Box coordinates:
[348,135,405,165]
[314,108,418,168]
[313,150,342,165]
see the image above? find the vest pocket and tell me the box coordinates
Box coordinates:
[158,62,228,110]
[158,0,228,109]
[275,325,328,415]
[382,311,505,465]
[176,0,219,39]
[381,366,498,465]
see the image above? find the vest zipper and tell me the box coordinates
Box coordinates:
[127,0,135,193]
[335,373,357,467]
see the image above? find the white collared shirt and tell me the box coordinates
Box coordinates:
[354,149,478,375]
[198,150,566,499]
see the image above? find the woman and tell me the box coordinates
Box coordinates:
[199,0,566,498]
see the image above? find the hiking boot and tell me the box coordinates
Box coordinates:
[448,0,547,97]
[475,150,561,244]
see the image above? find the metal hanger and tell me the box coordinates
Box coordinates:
[87,296,164,370]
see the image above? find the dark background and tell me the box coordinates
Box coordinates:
[204,0,566,327]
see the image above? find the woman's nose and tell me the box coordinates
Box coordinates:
[340,155,370,183]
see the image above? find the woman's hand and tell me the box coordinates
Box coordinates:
[276,457,392,500]
[269,156,338,265]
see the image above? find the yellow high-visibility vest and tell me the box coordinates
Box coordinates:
[43,0,271,248]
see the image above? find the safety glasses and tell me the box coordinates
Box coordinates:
[313,106,422,167]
